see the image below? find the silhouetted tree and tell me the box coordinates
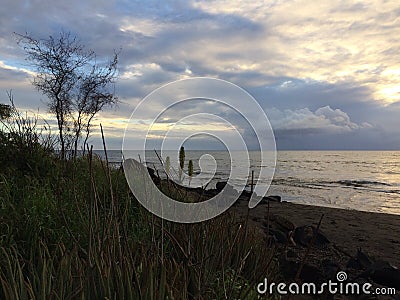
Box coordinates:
[16,32,118,159]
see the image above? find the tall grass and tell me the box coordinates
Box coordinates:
[0,104,277,299]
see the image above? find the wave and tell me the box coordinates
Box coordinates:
[335,180,392,187]
[271,178,395,191]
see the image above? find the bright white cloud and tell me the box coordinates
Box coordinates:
[121,63,162,79]
[269,106,372,133]
[0,61,33,76]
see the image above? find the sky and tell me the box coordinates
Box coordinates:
[0,0,399,150]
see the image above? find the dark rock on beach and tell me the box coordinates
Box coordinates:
[215,181,238,195]
[346,257,364,270]
[293,225,330,247]
[147,167,156,178]
[280,258,324,284]
[215,181,227,192]
[298,263,325,284]
[269,228,288,244]
[270,214,296,232]
[321,259,340,280]
[152,175,400,294]
[366,261,400,290]
[230,194,400,296]
[240,190,252,198]
[347,248,373,270]
[356,248,373,268]
[204,189,218,197]
[262,195,282,203]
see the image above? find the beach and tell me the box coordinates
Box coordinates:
[233,199,400,267]
[228,196,400,297]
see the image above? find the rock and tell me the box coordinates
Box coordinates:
[216,181,227,192]
[347,248,373,270]
[146,167,161,184]
[356,248,373,268]
[321,259,340,280]
[279,258,297,281]
[204,189,218,197]
[215,182,238,199]
[264,215,296,245]
[270,229,288,244]
[294,226,314,246]
[260,195,282,204]
[346,257,363,270]
[274,215,296,232]
[299,263,325,284]
[147,167,156,178]
[153,176,161,185]
[294,225,330,247]
[368,261,400,290]
[193,187,204,194]
[280,258,324,284]
[268,195,281,202]
[240,190,252,198]
[314,230,330,246]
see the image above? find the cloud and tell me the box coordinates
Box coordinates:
[0,0,399,149]
[269,106,372,134]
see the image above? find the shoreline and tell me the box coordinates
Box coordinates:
[154,171,400,269]
[232,199,400,268]
[144,166,400,293]
[151,168,400,268]
[157,175,400,293]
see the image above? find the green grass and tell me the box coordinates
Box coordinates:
[0,109,278,299]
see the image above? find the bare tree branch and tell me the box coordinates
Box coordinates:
[15,31,118,159]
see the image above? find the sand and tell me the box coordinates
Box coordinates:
[233,199,400,267]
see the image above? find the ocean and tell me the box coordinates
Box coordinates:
[97,150,400,215]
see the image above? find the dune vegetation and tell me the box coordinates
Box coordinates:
[0,104,277,299]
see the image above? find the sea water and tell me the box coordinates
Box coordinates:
[100,150,400,215]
